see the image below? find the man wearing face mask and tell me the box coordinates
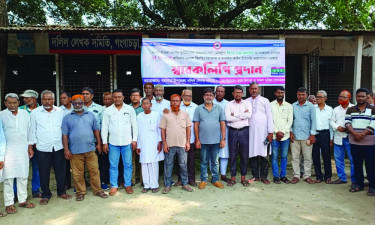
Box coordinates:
[176,89,198,187]
[0,93,35,215]
[330,90,355,185]
[29,90,71,205]
[62,95,108,201]
[345,88,375,196]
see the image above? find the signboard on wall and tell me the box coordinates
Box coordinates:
[141,38,285,86]
[49,33,141,54]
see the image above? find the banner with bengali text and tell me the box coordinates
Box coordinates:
[141,38,285,86]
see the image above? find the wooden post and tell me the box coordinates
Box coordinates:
[0,0,8,110]
[353,36,363,97]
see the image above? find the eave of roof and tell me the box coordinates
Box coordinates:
[0,26,374,36]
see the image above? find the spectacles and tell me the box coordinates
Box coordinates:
[316,96,325,99]
[72,102,83,106]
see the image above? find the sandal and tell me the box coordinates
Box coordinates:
[315,179,322,183]
[39,198,49,205]
[76,194,85,201]
[273,177,281,184]
[349,186,364,192]
[367,187,375,196]
[241,180,250,187]
[142,188,150,193]
[261,178,270,185]
[152,188,159,193]
[290,177,299,184]
[220,176,230,183]
[227,179,236,187]
[182,185,193,192]
[280,177,291,184]
[5,205,16,214]
[95,191,109,198]
[0,211,7,217]
[162,186,171,194]
[59,194,72,200]
[18,202,36,208]
[304,178,315,184]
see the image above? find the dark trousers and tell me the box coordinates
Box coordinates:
[228,127,249,177]
[36,149,66,199]
[98,151,110,184]
[312,130,332,180]
[350,144,375,189]
[250,156,269,179]
[118,157,124,184]
[177,144,196,183]
[65,159,71,187]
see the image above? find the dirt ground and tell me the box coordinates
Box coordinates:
[1,158,374,225]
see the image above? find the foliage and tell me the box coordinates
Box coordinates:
[5,0,375,29]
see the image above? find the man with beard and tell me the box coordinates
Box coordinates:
[0,93,35,215]
[270,86,293,184]
[175,89,198,187]
[225,85,252,187]
[246,82,274,185]
[82,87,108,190]
[19,89,41,198]
[213,86,230,183]
[62,95,108,201]
[290,87,316,184]
[346,88,375,196]
[330,90,355,184]
[151,85,170,115]
[313,90,333,184]
[29,90,72,205]
[194,88,226,189]
[102,89,137,196]
[160,94,193,194]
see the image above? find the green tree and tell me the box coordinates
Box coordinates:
[5,0,375,29]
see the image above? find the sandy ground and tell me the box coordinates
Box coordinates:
[0,158,374,225]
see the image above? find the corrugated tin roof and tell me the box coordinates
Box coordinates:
[0,25,374,35]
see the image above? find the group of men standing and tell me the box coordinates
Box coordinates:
[0,81,374,218]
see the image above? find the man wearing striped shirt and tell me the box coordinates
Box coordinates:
[345,88,375,196]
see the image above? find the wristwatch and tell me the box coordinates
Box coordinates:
[221,137,226,140]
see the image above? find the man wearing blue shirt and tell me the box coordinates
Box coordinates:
[194,88,226,189]
[62,95,108,201]
[290,87,317,184]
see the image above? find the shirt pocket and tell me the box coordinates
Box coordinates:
[281,109,289,119]
[179,118,187,128]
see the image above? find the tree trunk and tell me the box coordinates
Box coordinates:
[0,0,8,109]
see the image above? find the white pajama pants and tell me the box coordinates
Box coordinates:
[141,162,159,189]
[4,178,28,206]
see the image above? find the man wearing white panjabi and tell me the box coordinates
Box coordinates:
[136,98,164,193]
[0,93,35,216]
[213,86,230,183]
[246,82,274,185]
